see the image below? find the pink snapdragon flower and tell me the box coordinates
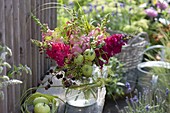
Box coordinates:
[157,1,168,10]
[42,28,54,41]
[145,7,158,18]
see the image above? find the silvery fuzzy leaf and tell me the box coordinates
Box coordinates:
[0,91,4,100]
[0,76,10,81]
[0,52,8,60]
[2,62,11,68]
[116,82,125,86]
[4,46,12,56]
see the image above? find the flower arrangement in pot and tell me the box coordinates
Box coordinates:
[31,7,128,107]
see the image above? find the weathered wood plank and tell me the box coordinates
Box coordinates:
[5,0,15,112]
[43,0,52,73]
[19,0,27,95]
[0,0,7,112]
[13,0,21,112]
[36,0,41,86]
[31,0,38,87]
[25,0,33,90]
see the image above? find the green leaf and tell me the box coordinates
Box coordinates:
[99,57,106,63]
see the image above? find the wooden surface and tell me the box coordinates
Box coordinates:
[37,71,106,113]
[0,0,57,112]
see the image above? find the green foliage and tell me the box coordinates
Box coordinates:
[118,88,167,113]
[0,44,32,100]
[105,57,124,97]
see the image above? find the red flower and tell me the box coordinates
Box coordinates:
[95,34,125,67]
[46,42,70,67]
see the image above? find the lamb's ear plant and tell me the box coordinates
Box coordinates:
[0,44,32,100]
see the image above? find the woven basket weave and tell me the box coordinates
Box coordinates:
[107,30,150,71]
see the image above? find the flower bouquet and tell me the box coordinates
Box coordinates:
[31,8,128,107]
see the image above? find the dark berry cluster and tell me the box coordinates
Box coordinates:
[42,69,78,90]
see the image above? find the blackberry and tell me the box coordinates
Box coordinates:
[72,77,76,81]
[63,68,68,72]
[49,69,53,73]
[46,71,50,75]
[73,82,76,85]
[64,80,72,88]
[45,84,51,90]
[49,81,53,84]
[56,73,63,79]
[62,78,66,81]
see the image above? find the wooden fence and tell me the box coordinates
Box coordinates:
[0,0,57,112]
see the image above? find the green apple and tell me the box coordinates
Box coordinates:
[33,97,49,106]
[34,103,50,113]
[82,64,93,77]
[74,54,84,65]
[83,49,96,61]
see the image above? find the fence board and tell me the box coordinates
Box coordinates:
[0,0,7,112]
[31,0,38,88]
[0,0,57,112]
[36,0,41,86]
[25,0,33,90]
[4,0,16,112]
[13,0,21,112]
[40,0,45,79]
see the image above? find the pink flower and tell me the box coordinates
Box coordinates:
[88,28,100,37]
[46,42,70,67]
[157,1,168,10]
[71,44,83,55]
[145,7,158,18]
[42,28,54,41]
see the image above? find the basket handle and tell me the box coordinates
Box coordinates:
[140,45,165,61]
[137,61,170,74]
[128,32,150,46]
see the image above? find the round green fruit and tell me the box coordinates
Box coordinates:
[33,97,49,106]
[74,54,84,65]
[34,103,50,113]
[83,49,96,61]
[82,64,93,77]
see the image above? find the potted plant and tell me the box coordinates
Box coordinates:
[31,4,128,107]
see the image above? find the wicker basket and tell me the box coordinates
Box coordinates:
[108,31,150,71]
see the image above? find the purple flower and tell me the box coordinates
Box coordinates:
[166,88,169,96]
[69,2,74,6]
[94,5,97,11]
[112,11,115,16]
[133,95,138,102]
[145,7,158,18]
[125,82,130,87]
[89,5,93,12]
[125,82,131,91]
[145,104,150,111]
[157,1,168,10]
[119,3,125,7]
[101,6,104,11]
